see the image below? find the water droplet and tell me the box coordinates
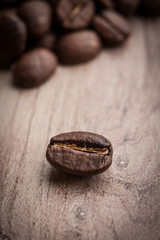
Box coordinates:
[116,157,129,169]
[75,207,86,220]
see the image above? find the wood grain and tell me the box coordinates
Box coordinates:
[0,18,160,240]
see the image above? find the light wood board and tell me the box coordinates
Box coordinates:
[0,18,160,240]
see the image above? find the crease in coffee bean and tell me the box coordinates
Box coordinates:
[49,143,109,155]
[64,0,89,26]
[102,12,127,36]
[106,19,124,41]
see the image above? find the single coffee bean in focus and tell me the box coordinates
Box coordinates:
[14,48,57,88]
[93,10,130,46]
[46,131,113,176]
[57,30,102,65]
[18,0,52,39]
[56,0,95,30]
[0,14,27,67]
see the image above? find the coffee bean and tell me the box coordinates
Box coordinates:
[115,0,140,16]
[18,0,52,39]
[57,30,102,65]
[30,33,57,51]
[141,0,160,16]
[0,14,27,67]
[56,0,95,30]
[46,131,113,176]
[93,10,130,46]
[14,48,57,88]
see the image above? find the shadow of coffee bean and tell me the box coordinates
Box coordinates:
[44,168,94,195]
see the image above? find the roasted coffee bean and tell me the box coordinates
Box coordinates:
[115,0,140,16]
[56,0,95,30]
[46,131,113,176]
[18,0,52,39]
[141,0,160,16]
[30,33,57,51]
[0,14,27,67]
[93,10,130,46]
[14,48,57,88]
[57,30,102,65]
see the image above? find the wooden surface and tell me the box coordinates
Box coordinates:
[0,18,160,240]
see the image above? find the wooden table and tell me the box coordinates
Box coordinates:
[0,18,160,240]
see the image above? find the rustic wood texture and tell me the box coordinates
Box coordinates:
[0,18,160,240]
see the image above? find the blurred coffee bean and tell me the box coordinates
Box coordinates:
[0,14,27,67]
[14,48,57,88]
[56,0,95,30]
[30,33,57,51]
[141,0,160,16]
[18,0,52,39]
[115,0,140,16]
[93,10,130,46]
[57,30,102,64]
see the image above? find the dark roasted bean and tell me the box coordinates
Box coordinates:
[0,14,27,67]
[18,0,52,39]
[57,30,102,65]
[93,10,130,46]
[46,131,113,176]
[14,48,57,88]
[56,0,95,30]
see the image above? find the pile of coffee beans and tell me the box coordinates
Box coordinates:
[0,0,160,88]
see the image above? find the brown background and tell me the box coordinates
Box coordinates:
[0,18,160,240]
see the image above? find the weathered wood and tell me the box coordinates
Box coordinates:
[0,18,160,240]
